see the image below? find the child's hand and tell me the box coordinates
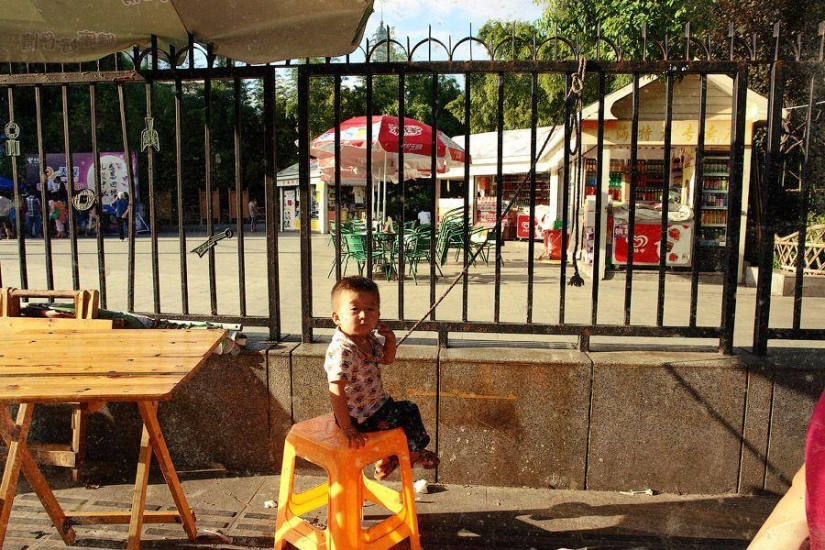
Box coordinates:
[341,425,367,448]
[375,321,394,340]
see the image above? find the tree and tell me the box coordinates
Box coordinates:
[444,21,566,134]
[536,0,716,60]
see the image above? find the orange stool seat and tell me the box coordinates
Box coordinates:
[274,414,421,550]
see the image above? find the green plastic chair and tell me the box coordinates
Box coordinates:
[403,226,442,284]
[343,233,389,279]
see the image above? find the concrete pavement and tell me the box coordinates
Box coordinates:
[1,230,823,350]
[4,465,780,549]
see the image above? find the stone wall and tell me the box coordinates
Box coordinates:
[74,339,823,494]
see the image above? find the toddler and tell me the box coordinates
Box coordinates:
[325,275,439,480]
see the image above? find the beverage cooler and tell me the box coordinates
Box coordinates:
[612,220,694,267]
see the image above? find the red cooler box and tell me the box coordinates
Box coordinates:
[516,213,542,240]
[612,221,693,266]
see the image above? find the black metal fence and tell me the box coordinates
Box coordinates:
[0,24,822,355]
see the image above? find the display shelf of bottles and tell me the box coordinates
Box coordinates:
[608,159,624,201]
[697,153,730,247]
[585,158,597,197]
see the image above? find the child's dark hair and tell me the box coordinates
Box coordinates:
[331,276,380,306]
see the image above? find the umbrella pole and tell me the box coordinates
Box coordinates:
[382,152,388,224]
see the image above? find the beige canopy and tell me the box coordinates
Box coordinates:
[0,0,374,64]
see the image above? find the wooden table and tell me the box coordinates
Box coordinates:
[0,327,226,549]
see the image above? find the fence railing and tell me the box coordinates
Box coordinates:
[0,24,821,355]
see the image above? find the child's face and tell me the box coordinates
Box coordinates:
[332,288,380,341]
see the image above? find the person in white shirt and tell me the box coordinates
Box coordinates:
[417,209,431,226]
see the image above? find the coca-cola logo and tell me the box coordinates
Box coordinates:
[633,235,648,250]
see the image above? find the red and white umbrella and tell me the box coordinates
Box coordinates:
[311,115,468,221]
[311,115,468,183]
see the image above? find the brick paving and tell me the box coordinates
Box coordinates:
[1,468,779,549]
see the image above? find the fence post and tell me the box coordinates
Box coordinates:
[752,58,785,355]
[298,66,313,344]
[264,69,281,341]
[719,66,748,354]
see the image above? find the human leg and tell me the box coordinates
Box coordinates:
[358,398,436,479]
[359,398,431,452]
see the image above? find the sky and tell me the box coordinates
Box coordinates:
[362,0,546,54]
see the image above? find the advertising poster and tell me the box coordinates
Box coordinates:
[25,152,147,233]
[25,152,138,214]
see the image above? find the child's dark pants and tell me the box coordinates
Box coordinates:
[353,398,430,452]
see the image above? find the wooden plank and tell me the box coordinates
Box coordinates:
[0,318,113,332]
[0,443,77,465]
[0,361,196,376]
[0,349,213,361]
[128,423,154,550]
[0,404,33,546]
[66,510,181,524]
[0,407,77,545]
[0,377,183,402]
[139,401,198,541]
[3,330,223,347]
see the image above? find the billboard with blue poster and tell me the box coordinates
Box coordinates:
[24,152,149,234]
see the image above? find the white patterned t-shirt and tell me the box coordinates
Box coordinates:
[324,329,389,423]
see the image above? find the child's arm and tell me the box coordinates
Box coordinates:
[328,381,366,448]
[376,321,396,364]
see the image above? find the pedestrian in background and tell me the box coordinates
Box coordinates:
[111,191,130,240]
[25,193,41,238]
[248,198,260,232]
[0,193,13,239]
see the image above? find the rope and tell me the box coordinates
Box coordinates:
[567,57,587,287]
[397,57,588,346]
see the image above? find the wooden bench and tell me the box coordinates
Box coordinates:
[0,288,109,481]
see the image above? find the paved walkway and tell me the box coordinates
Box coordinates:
[1,231,823,349]
[4,466,779,549]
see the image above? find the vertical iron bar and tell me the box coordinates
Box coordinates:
[720,67,748,354]
[526,72,538,323]
[174,78,190,315]
[332,74,342,281]
[623,74,640,325]
[233,76,247,317]
[61,85,79,289]
[117,83,136,310]
[298,67,312,342]
[265,69,281,341]
[429,73,439,315]
[365,76,374,278]
[89,84,107,307]
[397,72,407,313]
[494,73,504,323]
[6,88,28,291]
[656,71,674,326]
[559,74,572,324]
[689,75,708,327]
[461,73,471,321]
[753,62,785,355]
[35,86,55,290]
[203,52,218,315]
[791,69,817,331]
[145,80,161,313]
[591,69,606,326]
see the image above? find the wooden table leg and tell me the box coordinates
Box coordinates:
[0,406,76,546]
[137,401,197,541]
[0,403,33,545]
[127,418,154,550]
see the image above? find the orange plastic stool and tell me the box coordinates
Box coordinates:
[274,414,421,550]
